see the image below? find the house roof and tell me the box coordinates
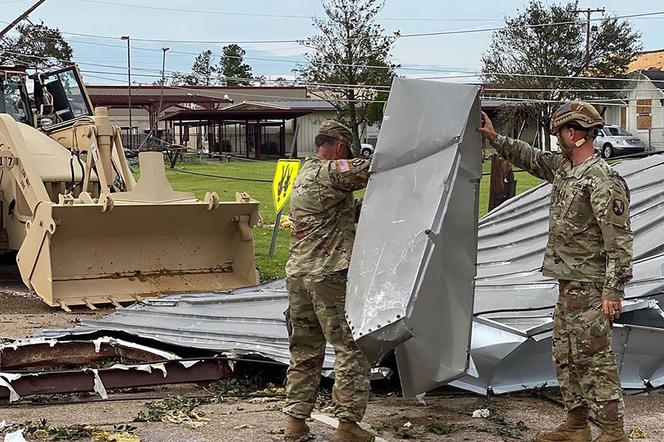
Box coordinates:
[629,49,664,72]
[225,99,335,112]
[161,108,316,122]
[641,69,664,91]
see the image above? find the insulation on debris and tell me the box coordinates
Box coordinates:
[37,280,319,367]
[0,336,230,401]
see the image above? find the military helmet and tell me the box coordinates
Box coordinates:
[317,120,359,157]
[549,101,604,135]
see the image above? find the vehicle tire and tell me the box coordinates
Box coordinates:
[361,148,372,158]
[602,144,613,159]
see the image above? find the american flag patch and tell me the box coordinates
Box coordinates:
[337,159,351,173]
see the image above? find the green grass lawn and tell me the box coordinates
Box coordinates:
[163,157,542,281]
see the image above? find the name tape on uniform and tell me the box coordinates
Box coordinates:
[272,159,301,213]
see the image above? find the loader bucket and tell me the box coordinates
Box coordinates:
[17,200,260,309]
[15,152,261,309]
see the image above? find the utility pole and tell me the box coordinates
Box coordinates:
[121,36,132,148]
[0,0,47,39]
[574,7,605,71]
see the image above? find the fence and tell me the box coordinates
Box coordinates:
[647,128,664,151]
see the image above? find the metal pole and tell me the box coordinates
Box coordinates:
[156,47,169,135]
[585,10,590,69]
[121,36,132,148]
[269,209,283,257]
[0,0,47,39]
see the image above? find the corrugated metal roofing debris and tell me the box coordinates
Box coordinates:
[39,280,335,369]
[346,78,481,397]
[452,300,664,394]
[0,336,231,401]
[38,146,664,398]
[475,154,664,314]
[461,153,664,394]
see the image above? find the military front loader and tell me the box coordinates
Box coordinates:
[0,65,260,310]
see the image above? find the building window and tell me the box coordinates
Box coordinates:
[636,99,652,129]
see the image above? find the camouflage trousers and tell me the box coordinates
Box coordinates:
[283,272,371,423]
[553,280,624,422]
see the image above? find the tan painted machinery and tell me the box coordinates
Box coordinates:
[0,66,260,309]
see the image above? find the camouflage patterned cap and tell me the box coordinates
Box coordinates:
[550,101,604,135]
[318,120,358,157]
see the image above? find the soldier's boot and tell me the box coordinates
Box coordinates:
[592,418,630,442]
[285,416,311,441]
[333,421,375,442]
[535,406,592,442]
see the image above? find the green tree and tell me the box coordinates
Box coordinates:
[0,22,73,69]
[171,49,217,86]
[218,44,253,86]
[296,0,398,146]
[365,90,389,127]
[481,0,641,147]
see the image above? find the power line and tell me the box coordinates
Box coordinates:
[80,73,389,104]
[4,47,662,102]
[77,0,504,22]
[3,42,657,89]
[5,48,659,98]
[3,10,664,45]
[0,48,397,91]
[482,96,627,106]
[485,87,663,93]
[1,10,662,79]
[3,31,473,76]
[79,72,637,108]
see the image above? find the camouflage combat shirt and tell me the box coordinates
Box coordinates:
[492,135,633,300]
[285,154,371,277]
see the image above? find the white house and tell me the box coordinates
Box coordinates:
[622,70,664,150]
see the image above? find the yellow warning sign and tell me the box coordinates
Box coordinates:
[272,159,301,213]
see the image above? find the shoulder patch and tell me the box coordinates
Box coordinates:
[351,158,365,168]
[612,199,625,216]
[336,159,351,173]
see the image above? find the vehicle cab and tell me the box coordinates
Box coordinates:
[0,66,33,126]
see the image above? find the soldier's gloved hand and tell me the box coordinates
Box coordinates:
[602,299,621,321]
[476,111,497,142]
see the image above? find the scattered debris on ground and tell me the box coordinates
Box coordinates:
[135,396,210,429]
[0,420,140,442]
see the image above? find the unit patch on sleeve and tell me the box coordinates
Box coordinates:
[612,199,625,216]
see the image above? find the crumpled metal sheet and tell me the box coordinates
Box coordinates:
[38,153,664,397]
[345,78,482,396]
[38,280,334,368]
[452,300,664,394]
[475,154,664,314]
[458,152,664,395]
[38,283,402,381]
[0,335,230,401]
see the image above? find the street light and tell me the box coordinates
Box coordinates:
[155,47,169,135]
[121,35,132,147]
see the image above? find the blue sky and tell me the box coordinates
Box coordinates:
[2,0,664,85]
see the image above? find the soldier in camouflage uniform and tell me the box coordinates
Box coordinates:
[283,120,375,442]
[478,102,633,442]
